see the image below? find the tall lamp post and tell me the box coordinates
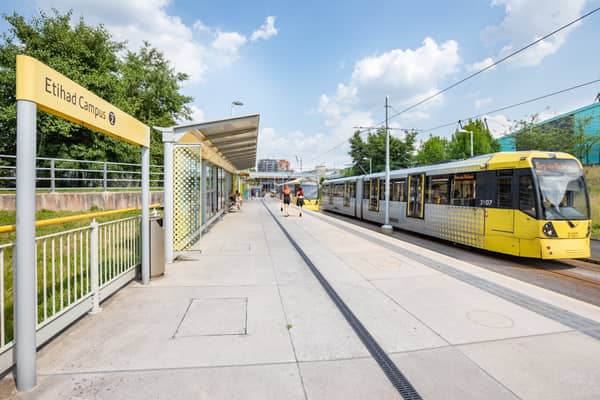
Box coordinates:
[381,96,393,234]
[363,157,372,175]
[458,129,474,158]
[231,100,244,116]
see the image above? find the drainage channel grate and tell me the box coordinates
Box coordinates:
[262,201,422,400]
[310,211,600,340]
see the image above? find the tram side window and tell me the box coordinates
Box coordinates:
[519,175,536,217]
[369,178,380,211]
[363,181,370,200]
[343,183,350,207]
[407,175,424,218]
[427,176,449,204]
[392,180,405,202]
[451,175,476,206]
[335,184,345,197]
[497,177,512,208]
[348,182,356,198]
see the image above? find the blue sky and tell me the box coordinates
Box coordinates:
[2,0,600,170]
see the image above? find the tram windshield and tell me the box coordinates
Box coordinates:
[532,158,590,221]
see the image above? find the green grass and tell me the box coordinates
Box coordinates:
[584,165,600,239]
[1,208,149,346]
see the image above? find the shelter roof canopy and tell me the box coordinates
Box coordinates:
[159,114,259,171]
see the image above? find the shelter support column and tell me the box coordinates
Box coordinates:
[163,142,174,264]
[201,160,207,226]
[141,146,150,285]
[15,100,37,390]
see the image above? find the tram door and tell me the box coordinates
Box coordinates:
[407,174,425,218]
[489,172,514,233]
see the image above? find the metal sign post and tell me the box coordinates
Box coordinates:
[14,55,150,391]
[15,100,38,390]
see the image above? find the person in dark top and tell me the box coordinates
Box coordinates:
[282,185,291,217]
[296,186,305,217]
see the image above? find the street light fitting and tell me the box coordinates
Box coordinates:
[232,101,244,106]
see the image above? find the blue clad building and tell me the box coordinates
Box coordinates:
[497,100,600,164]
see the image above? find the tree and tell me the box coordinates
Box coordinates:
[512,114,598,163]
[121,42,193,165]
[347,128,416,175]
[0,10,193,166]
[348,130,369,175]
[415,135,449,165]
[447,119,499,159]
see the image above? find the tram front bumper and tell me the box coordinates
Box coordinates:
[539,238,590,259]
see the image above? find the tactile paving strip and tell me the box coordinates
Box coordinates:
[310,211,600,341]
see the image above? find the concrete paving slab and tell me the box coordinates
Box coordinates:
[374,275,570,344]
[151,255,276,287]
[390,346,519,400]
[329,281,448,352]
[278,282,369,361]
[1,363,306,400]
[175,297,247,337]
[337,252,442,281]
[459,331,600,400]
[299,357,401,400]
[35,285,295,374]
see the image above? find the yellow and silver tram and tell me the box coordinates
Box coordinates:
[321,152,591,259]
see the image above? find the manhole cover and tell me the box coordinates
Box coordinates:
[175,298,247,337]
[466,310,514,329]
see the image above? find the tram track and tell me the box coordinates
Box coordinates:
[548,260,600,288]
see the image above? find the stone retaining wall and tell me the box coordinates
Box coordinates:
[0,191,164,211]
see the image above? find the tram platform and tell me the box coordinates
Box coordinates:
[1,199,600,399]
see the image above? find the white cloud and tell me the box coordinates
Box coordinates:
[251,16,278,41]
[36,0,275,83]
[212,31,247,54]
[481,0,587,67]
[475,97,493,109]
[466,57,496,72]
[318,37,460,134]
[483,114,511,137]
[351,38,460,95]
[189,104,205,122]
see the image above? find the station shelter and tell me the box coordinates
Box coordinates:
[157,114,259,263]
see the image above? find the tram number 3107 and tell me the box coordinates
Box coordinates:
[479,199,493,206]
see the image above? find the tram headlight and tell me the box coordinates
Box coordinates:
[542,222,557,238]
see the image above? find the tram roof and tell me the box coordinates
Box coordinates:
[157,114,260,171]
[324,151,579,184]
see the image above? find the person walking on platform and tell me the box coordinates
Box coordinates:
[282,185,291,217]
[296,186,305,217]
[235,190,242,210]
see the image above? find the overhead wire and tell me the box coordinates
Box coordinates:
[421,78,600,133]
[306,6,600,165]
[385,6,600,123]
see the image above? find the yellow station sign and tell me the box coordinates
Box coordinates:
[16,55,149,147]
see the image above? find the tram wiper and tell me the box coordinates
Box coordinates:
[550,204,576,228]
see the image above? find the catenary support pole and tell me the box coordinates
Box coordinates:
[163,141,174,264]
[141,146,150,285]
[15,100,37,390]
[381,96,393,234]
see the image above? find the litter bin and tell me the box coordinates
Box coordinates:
[150,217,165,277]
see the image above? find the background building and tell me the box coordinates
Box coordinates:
[257,159,278,172]
[278,159,290,171]
[498,100,600,164]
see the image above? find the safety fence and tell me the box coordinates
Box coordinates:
[0,154,164,191]
[0,215,142,372]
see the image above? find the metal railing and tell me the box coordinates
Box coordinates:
[0,155,164,191]
[0,215,142,372]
